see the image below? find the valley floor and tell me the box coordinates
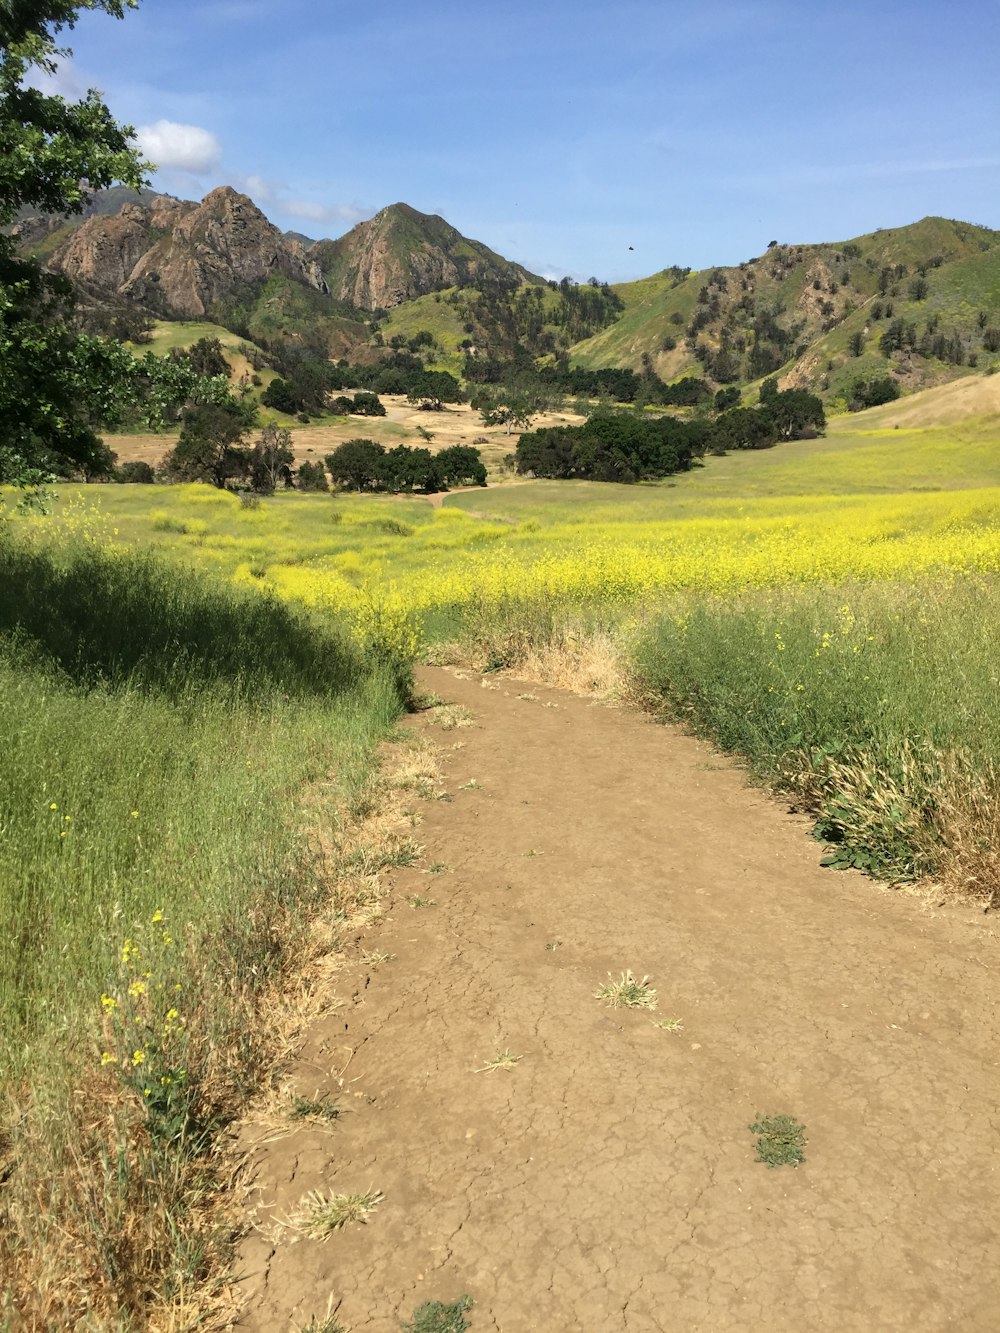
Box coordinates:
[235,667,999,1332]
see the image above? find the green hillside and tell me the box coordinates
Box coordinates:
[569,218,1000,403]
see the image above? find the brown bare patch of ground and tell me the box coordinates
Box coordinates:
[233,668,999,1331]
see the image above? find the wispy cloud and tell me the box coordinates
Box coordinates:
[229,172,372,229]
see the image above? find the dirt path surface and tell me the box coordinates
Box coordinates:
[236,667,999,1332]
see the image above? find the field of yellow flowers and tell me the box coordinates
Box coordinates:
[28,467,1000,638]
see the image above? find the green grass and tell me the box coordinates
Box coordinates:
[632,577,1000,886]
[749,1115,807,1168]
[595,971,657,1010]
[0,525,409,1325]
[402,1296,474,1333]
[139,319,250,355]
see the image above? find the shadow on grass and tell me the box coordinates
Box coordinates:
[0,529,371,699]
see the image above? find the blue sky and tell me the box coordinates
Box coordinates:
[50,0,1000,281]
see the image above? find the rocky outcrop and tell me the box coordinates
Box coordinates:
[55,204,154,290]
[17,188,533,321]
[120,187,328,318]
[311,203,538,310]
[32,186,326,319]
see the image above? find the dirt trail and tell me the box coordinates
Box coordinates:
[236,667,999,1332]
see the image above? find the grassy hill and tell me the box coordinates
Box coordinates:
[570,218,1000,404]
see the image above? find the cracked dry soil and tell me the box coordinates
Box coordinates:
[236,666,999,1332]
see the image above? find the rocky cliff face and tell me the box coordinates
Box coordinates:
[121,187,329,317]
[38,186,327,319]
[56,204,156,290]
[311,203,538,310]
[16,189,535,322]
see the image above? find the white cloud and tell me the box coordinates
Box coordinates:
[136,120,222,174]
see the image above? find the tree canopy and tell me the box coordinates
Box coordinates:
[0,0,149,482]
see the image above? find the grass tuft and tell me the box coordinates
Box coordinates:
[428,704,474,731]
[749,1114,807,1168]
[595,971,657,1009]
[402,1295,474,1333]
[474,1049,522,1072]
[290,1188,384,1238]
[290,1095,342,1123]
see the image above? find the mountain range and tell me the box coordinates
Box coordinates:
[13,187,1000,405]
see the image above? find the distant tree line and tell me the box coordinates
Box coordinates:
[464,355,712,406]
[325,358,466,408]
[515,386,825,482]
[515,411,706,482]
[324,440,486,492]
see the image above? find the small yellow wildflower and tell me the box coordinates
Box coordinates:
[131,1049,146,1066]
[100,993,117,1010]
[63,814,72,822]
[127,979,146,998]
[150,908,164,924]
[49,802,58,811]
[100,1052,118,1066]
[60,831,68,838]
[130,810,139,819]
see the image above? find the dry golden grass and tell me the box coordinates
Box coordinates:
[834,372,1000,431]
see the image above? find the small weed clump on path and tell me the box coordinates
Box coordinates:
[290,1188,384,1238]
[428,704,475,731]
[290,1095,341,1123]
[475,1049,522,1072]
[403,1295,474,1333]
[749,1114,807,1167]
[595,971,657,1009]
[300,1309,344,1333]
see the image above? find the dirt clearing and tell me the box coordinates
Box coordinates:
[235,667,999,1331]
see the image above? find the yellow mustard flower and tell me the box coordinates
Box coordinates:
[130,810,139,818]
[127,979,146,998]
[100,993,118,1010]
[100,1052,118,1066]
[49,802,58,811]
[131,1049,146,1066]
[150,908,164,924]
